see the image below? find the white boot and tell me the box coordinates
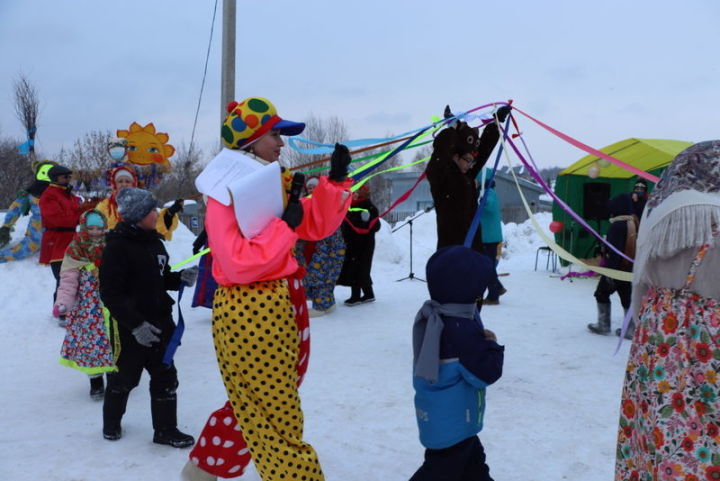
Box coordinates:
[180,460,217,481]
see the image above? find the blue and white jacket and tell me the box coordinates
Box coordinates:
[413,246,505,449]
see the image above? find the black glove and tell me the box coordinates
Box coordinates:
[281,202,304,229]
[329,143,351,182]
[168,199,184,216]
[0,226,11,247]
[495,105,511,123]
[192,229,207,255]
[443,105,454,120]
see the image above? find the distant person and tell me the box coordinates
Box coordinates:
[477,168,506,305]
[54,210,114,400]
[630,178,648,218]
[0,160,55,262]
[337,184,380,305]
[410,246,504,481]
[99,187,198,447]
[425,105,509,252]
[587,192,638,337]
[95,164,183,241]
[615,140,720,481]
[39,164,94,325]
[295,176,346,317]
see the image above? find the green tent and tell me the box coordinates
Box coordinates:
[552,138,692,261]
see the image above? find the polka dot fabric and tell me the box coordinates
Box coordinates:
[221,97,279,150]
[212,279,323,481]
[188,270,311,478]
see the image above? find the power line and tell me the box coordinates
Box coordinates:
[190,0,219,153]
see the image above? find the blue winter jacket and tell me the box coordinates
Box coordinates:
[414,246,505,449]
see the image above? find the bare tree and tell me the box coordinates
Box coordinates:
[0,134,33,206]
[282,114,348,171]
[55,129,113,193]
[152,142,203,202]
[13,74,40,162]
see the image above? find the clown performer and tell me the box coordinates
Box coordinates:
[184,97,352,481]
[96,138,183,240]
[0,160,56,263]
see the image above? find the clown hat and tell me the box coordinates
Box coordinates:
[221,97,305,150]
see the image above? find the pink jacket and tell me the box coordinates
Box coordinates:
[206,176,352,286]
[55,268,81,310]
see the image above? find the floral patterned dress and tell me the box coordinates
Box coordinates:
[615,237,720,481]
[58,267,116,375]
[295,229,345,311]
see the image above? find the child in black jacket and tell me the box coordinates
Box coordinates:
[99,188,198,447]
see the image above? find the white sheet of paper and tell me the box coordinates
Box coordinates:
[194,149,262,206]
[228,162,283,239]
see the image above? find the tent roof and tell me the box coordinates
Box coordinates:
[559,138,693,178]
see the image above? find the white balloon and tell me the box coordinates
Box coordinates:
[588,164,600,179]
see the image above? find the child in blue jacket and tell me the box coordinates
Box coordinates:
[410,245,505,481]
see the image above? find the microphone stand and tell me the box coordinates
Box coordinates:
[392,206,434,282]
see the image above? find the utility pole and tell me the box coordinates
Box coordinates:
[220,0,236,124]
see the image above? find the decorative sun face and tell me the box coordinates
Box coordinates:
[116,122,175,168]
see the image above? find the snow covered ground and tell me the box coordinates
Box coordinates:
[0,211,631,481]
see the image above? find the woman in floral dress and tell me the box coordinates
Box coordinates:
[615,141,720,481]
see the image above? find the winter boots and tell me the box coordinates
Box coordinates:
[151,391,195,448]
[344,286,362,306]
[89,375,105,401]
[615,310,635,340]
[587,302,611,335]
[153,428,195,448]
[103,386,129,441]
[359,285,375,304]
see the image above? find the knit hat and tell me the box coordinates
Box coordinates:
[85,211,106,228]
[116,187,159,224]
[221,97,305,150]
[48,165,72,182]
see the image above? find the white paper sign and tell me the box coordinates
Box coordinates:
[194,149,262,206]
[228,162,283,239]
[194,148,284,239]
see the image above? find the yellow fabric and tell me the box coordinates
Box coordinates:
[96,198,177,240]
[212,281,324,481]
[559,138,692,178]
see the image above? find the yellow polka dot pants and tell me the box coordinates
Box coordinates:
[212,280,324,481]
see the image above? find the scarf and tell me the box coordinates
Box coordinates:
[631,140,720,313]
[412,300,478,383]
[61,211,107,272]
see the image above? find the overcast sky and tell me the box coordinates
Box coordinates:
[1,0,718,168]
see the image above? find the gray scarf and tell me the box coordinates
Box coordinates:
[412,300,478,383]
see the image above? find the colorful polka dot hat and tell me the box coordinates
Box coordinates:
[221,97,305,150]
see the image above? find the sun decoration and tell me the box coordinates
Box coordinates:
[117,122,175,171]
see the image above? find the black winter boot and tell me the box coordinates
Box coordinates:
[90,375,105,401]
[151,392,195,448]
[344,286,362,306]
[103,387,129,441]
[154,428,195,448]
[588,302,611,335]
[615,310,635,340]
[360,284,375,304]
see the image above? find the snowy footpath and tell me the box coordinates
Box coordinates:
[0,212,631,481]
